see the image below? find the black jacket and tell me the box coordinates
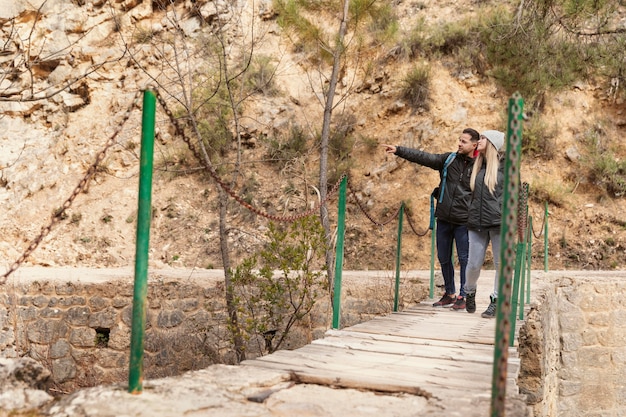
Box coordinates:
[466,156,504,231]
[394,146,474,225]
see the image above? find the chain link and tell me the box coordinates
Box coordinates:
[518,182,529,241]
[531,207,546,239]
[345,178,429,236]
[346,180,401,227]
[403,209,430,237]
[2,86,439,282]
[154,89,345,223]
[1,90,143,284]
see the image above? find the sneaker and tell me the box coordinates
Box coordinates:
[451,296,466,311]
[466,292,476,313]
[432,294,456,307]
[481,296,497,318]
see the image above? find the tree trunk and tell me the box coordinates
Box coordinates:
[319,0,350,298]
[218,189,246,362]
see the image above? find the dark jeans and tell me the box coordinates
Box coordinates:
[436,219,469,297]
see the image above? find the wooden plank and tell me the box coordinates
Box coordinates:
[243,352,519,397]
[346,311,522,346]
[242,361,491,402]
[313,336,497,364]
[320,329,520,359]
[244,344,520,392]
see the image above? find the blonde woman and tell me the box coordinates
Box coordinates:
[463,130,505,318]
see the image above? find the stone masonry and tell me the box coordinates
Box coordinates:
[0,267,427,394]
[518,271,626,417]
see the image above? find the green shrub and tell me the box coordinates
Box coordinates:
[522,116,558,159]
[401,63,431,110]
[581,127,626,197]
[246,55,280,96]
[265,124,309,168]
[230,216,328,354]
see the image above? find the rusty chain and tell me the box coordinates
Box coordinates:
[346,180,401,227]
[403,209,430,237]
[154,89,345,223]
[518,182,529,241]
[531,207,547,239]
[2,86,437,282]
[1,90,144,284]
[346,179,430,236]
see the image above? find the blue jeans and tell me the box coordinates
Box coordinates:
[436,219,469,297]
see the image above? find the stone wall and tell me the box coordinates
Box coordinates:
[518,271,626,417]
[0,267,428,393]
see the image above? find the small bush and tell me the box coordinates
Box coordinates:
[265,124,309,168]
[522,116,558,160]
[586,152,626,197]
[246,55,280,96]
[230,216,328,354]
[580,126,626,197]
[401,63,431,110]
[134,27,155,44]
[529,178,572,208]
[364,1,399,46]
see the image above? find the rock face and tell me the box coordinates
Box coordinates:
[1,0,625,274]
[0,357,53,412]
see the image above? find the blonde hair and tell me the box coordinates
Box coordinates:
[470,141,500,195]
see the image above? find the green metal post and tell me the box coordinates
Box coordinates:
[393,202,404,312]
[491,93,523,417]
[518,239,527,321]
[129,89,156,394]
[332,176,347,329]
[526,216,533,304]
[517,183,529,322]
[543,201,549,272]
[429,220,436,298]
[509,243,523,345]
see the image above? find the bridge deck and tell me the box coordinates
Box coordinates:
[242,271,524,414]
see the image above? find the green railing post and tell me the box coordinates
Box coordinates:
[128,89,156,394]
[491,92,523,417]
[516,182,529,324]
[332,176,347,329]
[543,201,549,272]
[518,238,527,321]
[509,242,523,346]
[429,220,436,299]
[393,202,404,312]
[526,216,533,304]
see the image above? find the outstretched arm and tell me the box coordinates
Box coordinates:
[381,144,397,154]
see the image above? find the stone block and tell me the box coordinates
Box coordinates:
[561,332,583,352]
[65,306,91,326]
[50,340,70,359]
[157,310,185,328]
[88,296,109,312]
[52,357,76,383]
[88,307,118,329]
[577,346,611,367]
[69,328,96,348]
[107,324,130,351]
[27,320,69,344]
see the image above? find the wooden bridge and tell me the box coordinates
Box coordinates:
[242,270,529,416]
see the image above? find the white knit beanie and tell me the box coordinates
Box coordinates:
[481,130,505,151]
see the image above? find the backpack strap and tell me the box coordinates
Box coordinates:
[429,192,436,230]
[438,152,457,203]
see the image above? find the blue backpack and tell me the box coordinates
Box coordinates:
[429,152,457,229]
[438,152,457,204]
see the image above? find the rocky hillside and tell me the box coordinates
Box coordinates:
[1,0,625,276]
